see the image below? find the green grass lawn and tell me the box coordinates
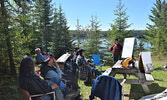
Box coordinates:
[78,57,167,100]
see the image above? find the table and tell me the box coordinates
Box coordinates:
[103,60,154,93]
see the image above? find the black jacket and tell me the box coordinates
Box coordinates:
[40,64,55,78]
[19,75,52,95]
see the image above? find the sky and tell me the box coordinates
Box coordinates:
[52,0,155,31]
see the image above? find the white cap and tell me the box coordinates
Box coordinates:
[35,48,41,52]
[24,55,28,58]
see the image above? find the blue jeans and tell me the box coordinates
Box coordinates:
[41,88,65,100]
[54,88,65,100]
[42,95,51,100]
[89,66,101,77]
[45,68,62,79]
[50,76,66,92]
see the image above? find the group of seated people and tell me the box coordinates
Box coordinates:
[19,47,101,100]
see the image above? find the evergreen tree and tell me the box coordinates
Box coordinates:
[29,0,45,54]
[145,0,167,57]
[109,0,132,44]
[83,16,103,58]
[0,0,33,76]
[75,18,82,47]
[53,6,73,58]
[41,0,54,54]
[0,0,17,75]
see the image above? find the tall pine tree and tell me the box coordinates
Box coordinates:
[75,18,82,47]
[145,0,167,57]
[83,16,102,58]
[109,0,132,44]
[53,6,73,58]
[41,0,54,54]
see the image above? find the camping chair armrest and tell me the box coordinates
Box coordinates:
[62,79,71,85]
[101,59,107,62]
[121,79,126,85]
[30,91,55,100]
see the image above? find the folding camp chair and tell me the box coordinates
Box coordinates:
[21,89,56,100]
[92,54,104,71]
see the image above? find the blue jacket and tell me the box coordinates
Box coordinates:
[90,75,122,100]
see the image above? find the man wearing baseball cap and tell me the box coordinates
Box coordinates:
[40,55,80,98]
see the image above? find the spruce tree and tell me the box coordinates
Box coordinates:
[75,18,82,47]
[53,6,73,58]
[83,16,102,58]
[0,0,33,76]
[146,0,167,57]
[41,0,54,54]
[29,0,45,54]
[109,0,132,44]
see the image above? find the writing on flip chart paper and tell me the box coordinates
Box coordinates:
[122,37,135,58]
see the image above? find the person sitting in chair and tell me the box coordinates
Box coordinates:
[40,55,80,98]
[76,49,101,83]
[86,59,101,78]
[76,49,91,83]
[72,47,80,74]
[19,57,65,100]
[35,48,44,64]
[40,55,65,87]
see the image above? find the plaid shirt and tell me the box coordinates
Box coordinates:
[76,55,89,74]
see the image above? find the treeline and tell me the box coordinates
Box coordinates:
[71,30,147,39]
[0,0,72,76]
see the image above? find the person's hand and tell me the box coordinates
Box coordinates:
[53,58,59,68]
[51,84,58,89]
[90,63,95,66]
[107,46,110,51]
[53,58,56,63]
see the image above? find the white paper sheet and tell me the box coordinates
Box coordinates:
[121,37,135,58]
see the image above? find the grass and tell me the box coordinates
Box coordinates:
[78,56,167,100]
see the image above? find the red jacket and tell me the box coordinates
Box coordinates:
[110,43,122,55]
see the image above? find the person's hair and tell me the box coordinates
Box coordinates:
[79,50,85,56]
[115,38,118,41]
[19,57,35,77]
[74,47,79,52]
[42,60,50,66]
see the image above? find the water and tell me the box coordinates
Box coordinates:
[73,38,152,49]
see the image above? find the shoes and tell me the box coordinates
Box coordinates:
[161,64,167,70]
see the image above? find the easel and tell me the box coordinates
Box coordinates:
[103,37,154,93]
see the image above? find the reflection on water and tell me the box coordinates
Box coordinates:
[73,38,153,50]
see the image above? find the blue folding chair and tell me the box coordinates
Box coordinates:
[92,54,104,71]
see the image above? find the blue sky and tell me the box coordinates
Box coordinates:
[53,0,155,31]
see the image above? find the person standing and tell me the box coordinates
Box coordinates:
[107,39,122,64]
